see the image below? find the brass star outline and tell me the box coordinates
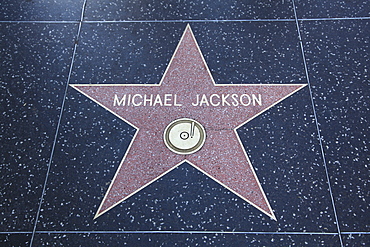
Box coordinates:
[71,25,306,220]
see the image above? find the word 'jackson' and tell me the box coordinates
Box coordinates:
[113,93,262,107]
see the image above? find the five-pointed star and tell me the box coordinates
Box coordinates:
[71,25,306,220]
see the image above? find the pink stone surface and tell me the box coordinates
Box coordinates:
[71,25,306,220]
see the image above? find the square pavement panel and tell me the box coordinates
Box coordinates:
[35,24,337,236]
[300,20,369,233]
[0,23,78,232]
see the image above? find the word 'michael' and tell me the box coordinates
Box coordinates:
[113,93,262,107]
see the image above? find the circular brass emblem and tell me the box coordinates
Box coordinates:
[164,118,206,155]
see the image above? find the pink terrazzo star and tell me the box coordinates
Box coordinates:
[71,25,306,220]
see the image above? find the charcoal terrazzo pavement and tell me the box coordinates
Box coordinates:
[0,0,368,246]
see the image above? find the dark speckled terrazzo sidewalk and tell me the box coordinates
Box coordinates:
[1,1,369,246]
